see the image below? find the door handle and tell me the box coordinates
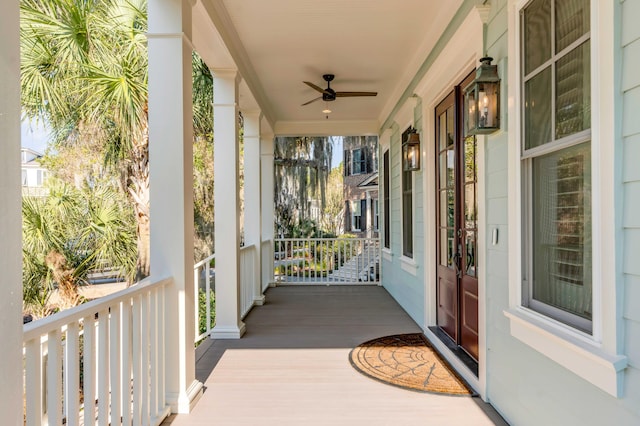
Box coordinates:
[452,251,462,278]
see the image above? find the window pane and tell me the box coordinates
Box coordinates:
[555,0,590,53]
[523,0,551,75]
[525,66,552,149]
[465,230,476,277]
[464,135,476,183]
[556,41,591,139]
[439,190,450,228]
[465,183,476,225]
[532,142,592,323]
[440,228,455,267]
[352,149,362,174]
[446,189,455,228]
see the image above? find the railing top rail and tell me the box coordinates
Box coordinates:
[194,253,216,269]
[275,237,380,242]
[23,277,172,342]
[240,244,256,252]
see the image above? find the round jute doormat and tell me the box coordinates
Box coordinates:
[349,333,473,396]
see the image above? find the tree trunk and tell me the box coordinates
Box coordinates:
[128,137,150,283]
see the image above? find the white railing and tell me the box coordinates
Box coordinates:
[261,239,274,291]
[240,244,256,319]
[194,254,216,344]
[23,278,171,426]
[193,245,262,342]
[274,238,380,285]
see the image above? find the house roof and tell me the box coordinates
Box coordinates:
[357,173,378,188]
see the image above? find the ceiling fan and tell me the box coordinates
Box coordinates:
[301,74,377,106]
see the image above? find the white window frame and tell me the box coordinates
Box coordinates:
[351,148,366,175]
[351,200,362,232]
[400,128,417,275]
[505,0,626,397]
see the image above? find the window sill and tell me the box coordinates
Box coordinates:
[381,248,392,262]
[400,256,418,276]
[504,308,627,397]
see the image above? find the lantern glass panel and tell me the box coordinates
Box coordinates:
[464,86,477,135]
[403,142,420,171]
[477,81,499,130]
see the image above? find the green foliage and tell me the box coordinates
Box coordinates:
[22,179,137,317]
[274,136,334,238]
[198,289,216,337]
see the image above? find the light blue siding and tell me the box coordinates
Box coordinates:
[482,0,640,424]
[381,102,424,325]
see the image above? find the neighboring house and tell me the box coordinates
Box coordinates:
[20,148,49,196]
[343,136,378,238]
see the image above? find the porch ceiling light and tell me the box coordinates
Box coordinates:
[464,56,501,135]
[402,129,420,172]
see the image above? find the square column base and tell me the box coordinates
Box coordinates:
[166,380,204,414]
[211,323,246,339]
[254,295,266,305]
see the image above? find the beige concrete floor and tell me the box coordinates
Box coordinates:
[162,286,508,426]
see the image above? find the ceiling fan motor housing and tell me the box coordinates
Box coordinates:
[323,89,336,101]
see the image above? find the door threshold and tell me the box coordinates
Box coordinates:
[427,326,478,376]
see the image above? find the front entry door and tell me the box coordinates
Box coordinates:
[435,72,479,361]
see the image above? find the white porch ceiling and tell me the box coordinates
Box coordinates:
[194,0,464,135]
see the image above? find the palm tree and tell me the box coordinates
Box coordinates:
[22,180,137,316]
[21,0,216,277]
[20,0,150,278]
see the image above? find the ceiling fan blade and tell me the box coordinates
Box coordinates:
[303,81,328,94]
[301,96,322,106]
[335,91,378,97]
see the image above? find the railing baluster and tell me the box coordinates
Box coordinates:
[47,329,63,426]
[194,266,199,340]
[97,310,109,426]
[65,322,80,426]
[25,338,42,426]
[150,290,159,418]
[132,294,141,426]
[205,263,212,336]
[109,303,121,425]
[83,315,96,426]
[157,289,166,410]
[140,292,150,426]
[121,298,132,426]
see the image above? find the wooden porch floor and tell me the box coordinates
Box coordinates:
[162,286,508,425]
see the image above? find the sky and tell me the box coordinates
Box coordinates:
[329,136,343,170]
[21,118,49,153]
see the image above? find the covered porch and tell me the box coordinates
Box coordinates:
[0,0,505,424]
[164,286,505,425]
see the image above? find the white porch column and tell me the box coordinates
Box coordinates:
[261,133,275,286]
[243,111,265,305]
[211,69,246,339]
[0,1,25,423]
[148,0,202,413]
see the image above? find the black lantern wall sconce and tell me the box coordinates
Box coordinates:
[464,57,501,135]
[402,128,421,172]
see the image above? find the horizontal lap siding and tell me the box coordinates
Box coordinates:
[622,0,640,417]
[381,104,425,325]
[485,0,640,424]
